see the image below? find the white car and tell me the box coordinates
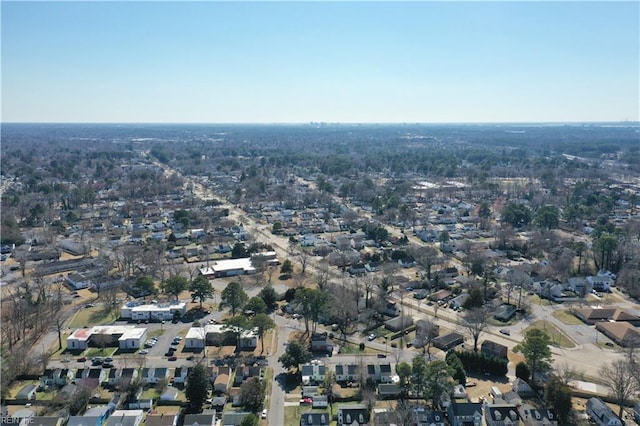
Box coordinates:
[261,409,267,419]
[139,349,149,355]
[367,333,376,341]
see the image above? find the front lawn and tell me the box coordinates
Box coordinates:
[552,309,584,325]
[85,347,117,358]
[523,320,575,348]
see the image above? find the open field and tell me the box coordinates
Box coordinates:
[69,306,118,328]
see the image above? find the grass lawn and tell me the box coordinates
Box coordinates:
[148,328,165,338]
[523,320,576,348]
[69,307,118,328]
[284,406,304,426]
[262,368,274,406]
[552,310,584,325]
[85,347,117,358]
[141,387,162,401]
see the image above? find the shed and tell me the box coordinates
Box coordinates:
[16,384,38,400]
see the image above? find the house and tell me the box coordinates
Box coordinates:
[108,368,138,387]
[16,384,37,400]
[301,363,326,385]
[414,410,447,426]
[384,316,414,332]
[83,406,116,425]
[481,340,509,359]
[433,332,464,351]
[66,273,92,290]
[9,409,35,424]
[40,368,73,387]
[211,396,227,411]
[67,418,100,426]
[221,412,251,426]
[377,383,402,399]
[369,363,393,384]
[183,413,216,426]
[494,305,517,322]
[337,404,370,426]
[334,364,359,383]
[586,274,613,292]
[485,404,522,426]
[310,333,334,354]
[312,395,328,408]
[511,378,534,397]
[302,386,319,397]
[173,367,190,384]
[586,397,622,426]
[105,410,144,426]
[145,415,177,426]
[448,401,483,426]
[518,405,557,425]
[233,366,261,386]
[299,412,330,426]
[381,301,400,317]
[213,367,231,393]
[449,293,469,310]
[453,384,468,399]
[152,368,170,384]
[29,417,65,426]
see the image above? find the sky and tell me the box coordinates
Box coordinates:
[2,1,639,124]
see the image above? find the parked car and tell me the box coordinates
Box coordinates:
[165,351,175,357]
[299,397,313,405]
[77,357,87,362]
[499,329,510,336]
[261,409,267,419]
[168,356,177,361]
[367,333,376,341]
[139,349,149,355]
[377,354,387,359]
[104,357,113,363]
[102,362,114,368]
[186,355,195,361]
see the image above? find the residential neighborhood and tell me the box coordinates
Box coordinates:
[2,123,640,426]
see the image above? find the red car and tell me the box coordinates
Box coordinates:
[299,397,313,405]
[77,357,87,362]
[168,356,177,361]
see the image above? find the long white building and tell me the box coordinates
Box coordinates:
[120,301,187,321]
[67,325,147,350]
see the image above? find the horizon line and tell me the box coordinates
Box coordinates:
[2,120,639,126]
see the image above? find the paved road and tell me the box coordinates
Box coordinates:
[267,314,293,426]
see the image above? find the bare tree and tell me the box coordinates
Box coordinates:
[600,359,638,418]
[415,319,438,360]
[315,260,331,291]
[459,307,490,353]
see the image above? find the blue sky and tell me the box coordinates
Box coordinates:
[2,1,638,123]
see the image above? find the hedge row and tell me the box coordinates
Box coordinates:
[447,350,508,376]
